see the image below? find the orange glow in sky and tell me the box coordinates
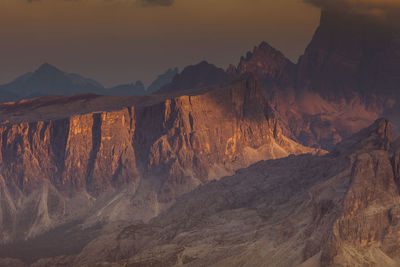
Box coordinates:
[0,0,320,86]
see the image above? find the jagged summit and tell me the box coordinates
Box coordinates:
[157,61,230,94]
[236,41,295,84]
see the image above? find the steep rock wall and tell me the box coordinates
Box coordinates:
[0,75,313,244]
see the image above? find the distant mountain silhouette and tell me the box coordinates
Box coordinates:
[0,63,104,101]
[147,68,179,93]
[0,64,182,102]
[157,61,231,94]
[104,81,146,96]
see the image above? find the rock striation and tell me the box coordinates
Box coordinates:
[0,74,314,249]
[46,118,400,267]
[230,10,400,150]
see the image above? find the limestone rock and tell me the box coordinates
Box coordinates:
[56,118,400,267]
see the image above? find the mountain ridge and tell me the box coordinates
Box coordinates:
[12,118,398,266]
[0,74,316,251]
[0,64,180,101]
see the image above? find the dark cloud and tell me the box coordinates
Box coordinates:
[26,0,175,7]
[137,0,174,7]
[304,0,400,15]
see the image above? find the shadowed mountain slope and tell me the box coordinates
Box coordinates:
[31,118,400,267]
[157,61,231,94]
[0,74,315,258]
[147,68,179,94]
[229,10,400,150]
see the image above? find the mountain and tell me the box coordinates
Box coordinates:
[0,74,315,264]
[292,10,400,146]
[297,10,400,102]
[0,63,105,100]
[157,61,231,94]
[227,11,400,151]
[0,65,184,101]
[236,41,296,87]
[10,118,400,266]
[0,7,400,267]
[147,68,179,94]
[104,80,146,95]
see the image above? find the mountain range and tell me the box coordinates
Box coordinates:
[0,8,399,267]
[0,64,179,101]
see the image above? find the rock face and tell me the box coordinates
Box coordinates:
[0,74,313,249]
[234,41,381,150]
[236,41,295,87]
[46,118,400,267]
[1,8,399,267]
[297,11,400,102]
[231,11,400,150]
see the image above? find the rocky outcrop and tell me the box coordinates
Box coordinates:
[320,119,400,266]
[49,118,400,267]
[236,41,295,87]
[231,11,400,150]
[297,10,400,103]
[0,74,314,248]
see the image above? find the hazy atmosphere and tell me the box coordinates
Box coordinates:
[0,0,320,86]
[1,0,400,266]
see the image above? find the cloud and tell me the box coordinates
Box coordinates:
[26,0,175,7]
[304,0,400,15]
[137,0,174,6]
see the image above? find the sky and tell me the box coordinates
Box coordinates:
[0,0,321,87]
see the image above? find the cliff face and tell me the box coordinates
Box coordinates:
[320,119,400,266]
[235,40,381,150]
[297,11,400,103]
[233,11,400,150]
[53,119,400,267]
[0,75,314,246]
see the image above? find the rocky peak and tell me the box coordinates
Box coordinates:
[237,41,295,83]
[297,10,400,101]
[226,64,237,75]
[157,61,230,94]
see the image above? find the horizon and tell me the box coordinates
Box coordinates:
[0,0,320,87]
[1,1,400,266]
